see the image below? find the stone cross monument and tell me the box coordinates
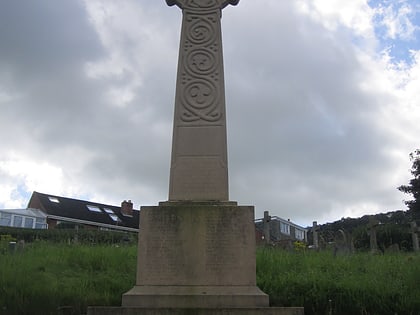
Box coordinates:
[167,0,237,201]
[88,1,303,314]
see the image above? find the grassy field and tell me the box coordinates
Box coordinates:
[0,242,136,315]
[257,248,420,315]
[0,241,419,315]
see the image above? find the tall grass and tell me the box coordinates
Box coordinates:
[1,242,419,315]
[0,242,136,315]
[257,248,420,315]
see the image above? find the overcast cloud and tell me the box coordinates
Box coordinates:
[1,0,419,226]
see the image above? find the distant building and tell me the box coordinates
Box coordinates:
[255,213,307,245]
[0,208,48,229]
[21,191,139,232]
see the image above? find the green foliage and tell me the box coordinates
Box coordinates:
[316,211,414,251]
[257,248,420,315]
[0,234,17,254]
[398,149,420,221]
[293,241,306,251]
[351,223,412,252]
[0,227,137,245]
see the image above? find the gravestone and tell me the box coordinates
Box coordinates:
[312,221,319,250]
[333,229,352,256]
[263,210,271,245]
[88,1,303,314]
[410,221,419,252]
[368,216,380,254]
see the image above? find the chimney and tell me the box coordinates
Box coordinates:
[121,200,133,216]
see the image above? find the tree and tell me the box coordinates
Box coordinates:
[398,149,420,221]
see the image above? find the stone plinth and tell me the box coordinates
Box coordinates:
[87,307,305,315]
[121,202,268,308]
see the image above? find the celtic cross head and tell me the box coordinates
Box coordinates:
[166,0,239,10]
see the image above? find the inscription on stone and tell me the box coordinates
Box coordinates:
[138,209,184,283]
[205,214,244,276]
[137,206,255,286]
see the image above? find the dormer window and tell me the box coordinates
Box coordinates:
[48,196,60,203]
[87,205,102,212]
[109,214,119,222]
[103,208,114,214]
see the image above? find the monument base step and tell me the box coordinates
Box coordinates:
[87,307,304,315]
[122,286,269,308]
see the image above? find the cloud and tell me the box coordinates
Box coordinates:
[223,1,418,223]
[296,0,375,38]
[374,1,419,41]
[0,0,419,226]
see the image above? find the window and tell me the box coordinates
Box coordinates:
[295,229,305,240]
[87,205,101,212]
[35,218,46,229]
[102,208,119,222]
[13,216,23,228]
[109,214,119,222]
[24,217,34,229]
[280,222,290,235]
[0,213,12,226]
[48,196,60,203]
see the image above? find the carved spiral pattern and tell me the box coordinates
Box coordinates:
[181,79,221,122]
[188,18,216,45]
[186,49,218,75]
[179,12,222,123]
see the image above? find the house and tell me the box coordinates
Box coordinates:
[0,208,48,229]
[26,191,139,232]
[255,212,307,245]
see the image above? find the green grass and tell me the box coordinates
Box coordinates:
[0,242,136,315]
[257,248,420,315]
[0,242,419,315]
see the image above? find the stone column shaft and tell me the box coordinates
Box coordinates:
[167,0,238,201]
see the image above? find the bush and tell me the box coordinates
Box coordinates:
[0,227,137,245]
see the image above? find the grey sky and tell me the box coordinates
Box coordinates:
[1,0,419,226]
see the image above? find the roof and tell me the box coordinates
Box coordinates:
[255,215,307,231]
[0,208,47,218]
[28,191,139,232]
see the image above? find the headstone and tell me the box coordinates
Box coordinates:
[263,211,271,245]
[8,241,16,254]
[410,221,419,252]
[333,229,351,256]
[368,216,380,254]
[88,1,303,314]
[17,240,25,252]
[312,221,319,250]
[385,243,400,253]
